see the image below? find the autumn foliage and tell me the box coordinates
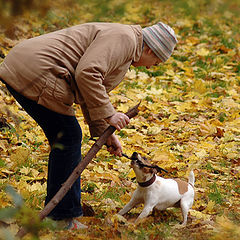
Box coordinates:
[0,0,240,239]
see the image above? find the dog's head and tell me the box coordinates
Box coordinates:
[130,152,157,182]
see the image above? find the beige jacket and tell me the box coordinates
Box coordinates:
[0,22,143,136]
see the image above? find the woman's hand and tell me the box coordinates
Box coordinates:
[106,133,122,156]
[105,112,130,131]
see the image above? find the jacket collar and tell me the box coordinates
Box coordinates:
[138,174,156,187]
[130,25,143,62]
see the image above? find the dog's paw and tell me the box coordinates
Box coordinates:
[134,217,151,226]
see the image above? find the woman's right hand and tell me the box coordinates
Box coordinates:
[105,112,130,131]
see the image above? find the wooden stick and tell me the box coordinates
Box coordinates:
[16,102,140,238]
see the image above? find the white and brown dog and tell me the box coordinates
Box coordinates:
[118,152,195,225]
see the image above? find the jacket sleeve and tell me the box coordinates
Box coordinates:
[75,31,135,122]
[79,101,109,137]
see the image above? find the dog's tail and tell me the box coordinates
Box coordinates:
[188,170,195,187]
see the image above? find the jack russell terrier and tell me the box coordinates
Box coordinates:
[119,152,195,225]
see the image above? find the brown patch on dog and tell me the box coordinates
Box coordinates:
[143,167,150,173]
[139,156,156,172]
[143,167,152,173]
[142,167,157,175]
[135,153,157,176]
[174,179,188,195]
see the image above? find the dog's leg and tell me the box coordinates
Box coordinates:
[180,201,190,226]
[135,205,154,223]
[118,193,142,216]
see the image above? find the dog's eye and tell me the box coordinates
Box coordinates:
[136,160,144,167]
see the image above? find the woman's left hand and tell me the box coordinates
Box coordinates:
[106,133,122,156]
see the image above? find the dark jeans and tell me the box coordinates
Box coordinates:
[4,82,83,220]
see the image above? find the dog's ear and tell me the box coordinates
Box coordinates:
[143,166,157,174]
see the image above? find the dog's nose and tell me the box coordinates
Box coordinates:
[131,152,138,160]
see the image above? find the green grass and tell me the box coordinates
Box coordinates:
[123,80,141,90]
[97,186,127,203]
[0,158,6,167]
[209,183,224,205]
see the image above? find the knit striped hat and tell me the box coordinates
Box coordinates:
[142,22,178,62]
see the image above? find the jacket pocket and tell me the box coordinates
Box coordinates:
[53,77,75,106]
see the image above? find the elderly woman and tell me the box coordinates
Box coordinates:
[0,21,177,229]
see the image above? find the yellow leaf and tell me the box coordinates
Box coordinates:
[29,182,46,193]
[0,140,8,151]
[151,149,176,162]
[10,147,30,167]
[121,129,137,135]
[117,103,130,113]
[19,166,31,175]
[176,19,193,28]
[111,214,127,224]
[125,69,137,79]
[182,67,194,77]
[138,71,149,80]
[226,152,238,159]
[194,79,207,94]
[147,126,162,135]
[166,69,175,76]
[222,98,239,108]
[31,168,40,178]
[110,94,129,103]
[204,200,215,214]
[196,48,209,56]
[120,192,131,204]
[214,56,224,65]
[127,169,135,179]
[126,134,144,146]
[168,114,178,122]
[190,210,210,221]
[195,149,207,159]
[186,36,199,46]
[99,172,120,184]
[176,102,194,112]
[93,166,104,174]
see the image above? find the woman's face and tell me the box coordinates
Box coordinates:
[132,45,162,69]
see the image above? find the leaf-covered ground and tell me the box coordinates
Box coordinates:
[0,0,239,239]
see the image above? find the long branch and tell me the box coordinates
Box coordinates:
[16,102,140,238]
